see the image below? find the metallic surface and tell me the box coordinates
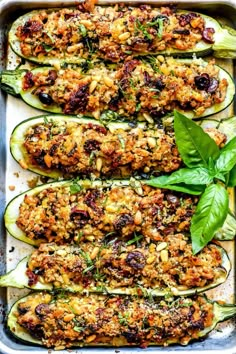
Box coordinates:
[0,0,235,353]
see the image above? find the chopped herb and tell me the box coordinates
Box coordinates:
[79,250,94,272]
[145,18,165,38]
[43,116,49,124]
[126,234,143,245]
[129,78,137,89]
[89,151,96,165]
[73,326,84,333]
[83,37,94,53]
[102,195,108,206]
[135,18,164,40]
[117,82,127,97]
[46,32,55,43]
[124,50,133,54]
[100,110,122,124]
[93,268,106,281]
[79,24,87,37]
[141,56,161,73]
[83,264,95,274]
[135,102,141,112]
[80,59,93,73]
[75,231,83,243]
[118,312,129,325]
[167,298,193,308]
[42,43,53,52]
[95,285,107,293]
[135,19,152,40]
[70,181,82,194]
[117,134,125,149]
[156,18,164,39]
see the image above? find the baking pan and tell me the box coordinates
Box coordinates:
[0,0,235,353]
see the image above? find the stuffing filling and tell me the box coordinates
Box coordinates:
[21,119,226,178]
[16,292,214,349]
[26,239,225,291]
[22,120,181,177]
[16,183,197,243]
[16,5,215,62]
[22,58,228,119]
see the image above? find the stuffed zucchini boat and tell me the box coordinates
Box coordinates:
[10,114,230,179]
[1,57,234,120]
[4,179,236,246]
[9,5,236,65]
[0,240,230,296]
[10,115,180,179]
[7,292,236,349]
[4,179,198,246]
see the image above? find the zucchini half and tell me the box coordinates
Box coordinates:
[8,7,236,65]
[0,59,235,120]
[9,114,163,179]
[0,242,231,297]
[7,292,236,348]
[9,114,236,179]
[4,179,236,246]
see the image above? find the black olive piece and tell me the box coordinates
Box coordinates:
[207,78,219,93]
[128,121,138,128]
[178,13,198,27]
[33,267,44,275]
[166,194,180,207]
[35,303,50,318]
[38,92,53,105]
[173,29,190,35]
[113,213,134,231]
[126,251,146,270]
[154,78,166,91]
[122,330,140,343]
[84,139,101,154]
[17,305,30,315]
[194,73,210,91]
[202,28,215,44]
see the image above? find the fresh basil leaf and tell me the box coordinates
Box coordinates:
[148,167,213,186]
[213,172,226,183]
[214,210,236,240]
[215,137,236,174]
[146,180,205,195]
[174,110,220,168]
[190,184,229,254]
[228,164,236,187]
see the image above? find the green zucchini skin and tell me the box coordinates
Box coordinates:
[6,292,236,348]
[9,114,236,179]
[0,60,235,120]
[4,179,236,246]
[0,243,231,297]
[8,7,236,64]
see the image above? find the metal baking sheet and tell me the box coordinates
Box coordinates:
[0,0,235,353]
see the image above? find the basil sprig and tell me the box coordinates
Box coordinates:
[147,110,236,253]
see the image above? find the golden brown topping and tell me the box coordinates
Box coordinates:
[16,184,197,244]
[26,238,224,291]
[15,6,212,62]
[22,58,228,119]
[16,292,214,349]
